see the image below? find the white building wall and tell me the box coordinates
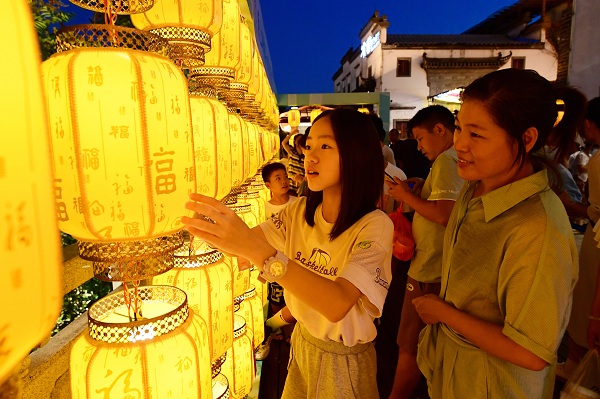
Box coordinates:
[569,0,600,98]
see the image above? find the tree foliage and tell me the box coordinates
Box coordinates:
[29,0,73,60]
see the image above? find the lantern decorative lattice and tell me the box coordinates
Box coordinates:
[0,0,62,386]
[70,286,212,399]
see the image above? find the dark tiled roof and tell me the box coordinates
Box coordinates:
[464,0,566,34]
[386,34,542,48]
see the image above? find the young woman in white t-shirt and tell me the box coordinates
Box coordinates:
[183,109,394,398]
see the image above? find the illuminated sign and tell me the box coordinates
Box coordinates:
[360,31,381,58]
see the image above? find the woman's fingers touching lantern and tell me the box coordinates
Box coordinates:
[182,193,254,258]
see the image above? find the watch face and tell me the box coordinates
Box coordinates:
[270,260,285,277]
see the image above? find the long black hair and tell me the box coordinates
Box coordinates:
[305,108,384,240]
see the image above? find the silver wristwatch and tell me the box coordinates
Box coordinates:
[261,251,289,282]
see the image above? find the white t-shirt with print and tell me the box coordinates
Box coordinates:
[265,195,298,220]
[259,197,393,346]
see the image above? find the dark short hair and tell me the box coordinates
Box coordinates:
[407,105,455,135]
[261,162,286,182]
[587,97,600,129]
[369,114,387,142]
[306,109,384,240]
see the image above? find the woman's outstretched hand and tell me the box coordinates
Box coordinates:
[182,193,255,260]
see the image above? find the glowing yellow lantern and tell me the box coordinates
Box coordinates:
[153,245,234,361]
[0,0,62,386]
[358,107,370,114]
[224,16,252,108]
[228,108,246,187]
[190,0,241,92]
[245,122,262,176]
[236,286,265,348]
[310,108,323,123]
[131,0,223,68]
[250,267,268,307]
[287,109,301,128]
[222,315,255,399]
[70,286,212,399]
[223,251,250,299]
[189,93,232,200]
[238,188,266,224]
[42,46,195,278]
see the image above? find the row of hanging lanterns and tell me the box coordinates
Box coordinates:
[2,0,281,397]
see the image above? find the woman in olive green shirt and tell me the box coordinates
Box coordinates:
[414,69,578,398]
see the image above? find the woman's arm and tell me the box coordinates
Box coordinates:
[281,132,294,155]
[413,294,548,371]
[183,193,362,322]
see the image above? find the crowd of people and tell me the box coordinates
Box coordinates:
[182,69,600,398]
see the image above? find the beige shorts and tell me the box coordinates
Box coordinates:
[282,322,378,399]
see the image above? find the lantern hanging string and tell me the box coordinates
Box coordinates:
[104,0,121,46]
[122,279,143,321]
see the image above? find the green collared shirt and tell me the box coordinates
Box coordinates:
[429,168,578,397]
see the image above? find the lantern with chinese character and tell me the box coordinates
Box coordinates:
[0,0,62,386]
[223,16,252,108]
[153,244,234,362]
[222,315,255,399]
[189,91,232,200]
[229,112,250,181]
[190,0,240,94]
[42,41,195,280]
[236,285,264,348]
[227,107,246,187]
[131,0,223,68]
[70,286,212,399]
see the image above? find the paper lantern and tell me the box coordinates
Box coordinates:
[287,109,301,128]
[245,122,262,176]
[250,268,268,307]
[310,108,323,123]
[358,107,370,114]
[153,244,234,361]
[236,285,265,348]
[228,108,246,187]
[42,46,195,277]
[223,16,253,108]
[224,251,250,299]
[190,0,241,92]
[131,0,223,68]
[70,286,212,399]
[222,315,255,399]
[238,187,266,224]
[0,0,62,386]
[189,93,232,200]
